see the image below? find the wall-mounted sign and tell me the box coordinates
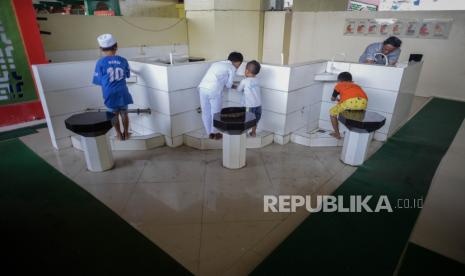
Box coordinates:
[367,19,380,36]
[0,1,37,106]
[343,17,453,39]
[378,19,396,36]
[421,19,453,39]
[392,20,405,36]
[344,19,357,35]
[348,1,378,12]
[356,19,368,35]
[405,20,420,37]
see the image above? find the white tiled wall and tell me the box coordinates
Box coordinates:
[130,61,211,140]
[33,58,211,149]
[44,87,103,116]
[34,61,96,92]
[288,62,326,91]
[257,64,291,91]
[389,62,423,135]
[285,107,311,134]
[287,83,323,114]
[32,61,105,149]
[315,61,423,141]
[260,110,287,135]
[128,84,171,115]
[261,88,288,114]
[326,61,350,74]
[33,58,421,150]
[170,110,203,137]
[349,63,404,92]
[309,101,321,127]
[166,62,213,91]
[258,61,327,136]
[47,44,189,63]
[129,62,170,91]
[169,88,201,115]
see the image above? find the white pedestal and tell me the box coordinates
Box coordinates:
[341,131,374,166]
[81,134,114,172]
[222,133,246,169]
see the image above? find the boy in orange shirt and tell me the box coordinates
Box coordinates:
[330,72,368,139]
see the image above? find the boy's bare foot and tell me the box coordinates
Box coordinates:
[214,133,223,140]
[330,132,342,139]
[249,131,256,137]
[209,133,216,139]
[115,133,124,140]
[123,132,131,140]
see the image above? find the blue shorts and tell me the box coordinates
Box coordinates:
[248,106,262,122]
[107,105,128,113]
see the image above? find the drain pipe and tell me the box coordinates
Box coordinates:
[85,108,151,115]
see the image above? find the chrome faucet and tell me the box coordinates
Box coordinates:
[328,52,346,73]
[374,53,389,66]
[139,45,146,56]
[172,43,178,53]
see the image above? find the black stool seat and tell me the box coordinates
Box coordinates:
[65,112,116,137]
[338,110,386,133]
[213,107,257,135]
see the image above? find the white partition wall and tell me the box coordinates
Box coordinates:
[318,61,423,141]
[390,62,423,134]
[257,61,326,143]
[33,58,422,151]
[33,60,213,150]
[128,61,213,146]
[47,44,189,63]
[32,61,105,149]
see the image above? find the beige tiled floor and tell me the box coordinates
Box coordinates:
[18,96,430,275]
[19,128,381,275]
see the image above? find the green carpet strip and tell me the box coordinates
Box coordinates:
[398,243,465,275]
[0,139,192,275]
[252,98,465,275]
[0,122,47,141]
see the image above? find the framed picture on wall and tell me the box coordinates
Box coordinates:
[367,19,379,36]
[404,20,420,37]
[418,21,432,38]
[342,17,452,40]
[391,20,405,36]
[344,19,357,35]
[423,18,453,39]
[356,19,368,35]
[376,18,396,36]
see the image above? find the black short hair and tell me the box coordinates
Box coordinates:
[337,72,352,82]
[101,43,117,52]
[246,60,261,75]
[228,52,244,63]
[383,36,402,48]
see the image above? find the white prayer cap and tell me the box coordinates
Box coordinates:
[97,33,117,48]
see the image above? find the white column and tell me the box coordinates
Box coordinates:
[340,131,374,166]
[81,134,114,172]
[223,133,247,169]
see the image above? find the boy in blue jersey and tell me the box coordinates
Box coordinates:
[93,33,133,140]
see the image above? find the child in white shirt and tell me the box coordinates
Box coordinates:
[198,52,243,140]
[236,60,261,137]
